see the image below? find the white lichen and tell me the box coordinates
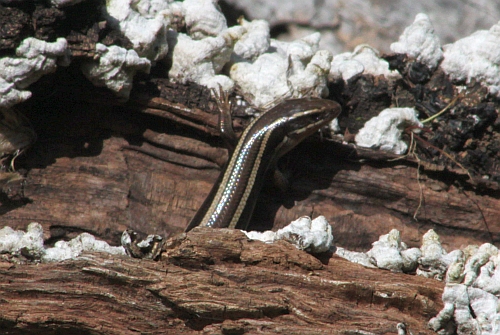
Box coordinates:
[335,247,377,268]
[334,229,421,272]
[230,52,290,107]
[0,79,32,108]
[0,226,24,252]
[474,252,500,295]
[440,21,500,97]
[167,25,246,92]
[244,216,334,253]
[232,18,270,61]
[355,108,422,154]
[103,0,170,61]
[329,226,500,334]
[231,33,331,108]
[390,13,443,71]
[418,229,463,280]
[43,233,125,262]
[271,33,320,60]
[365,229,421,272]
[161,0,255,93]
[330,44,400,82]
[417,232,500,334]
[0,223,125,263]
[0,223,45,259]
[468,287,499,332]
[81,44,151,99]
[0,37,69,108]
[462,243,499,286]
[431,284,481,334]
[335,228,500,335]
[50,0,85,7]
[182,0,227,39]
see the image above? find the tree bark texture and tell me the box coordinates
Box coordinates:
[0,71,496,251]
[1,229,444,335]
[0,3,499,334]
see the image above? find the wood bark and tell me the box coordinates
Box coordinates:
[0,67,495,334]
[0,3,499,333]
[1,75,497,250]
[1,228,443,335]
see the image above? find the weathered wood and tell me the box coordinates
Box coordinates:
[0,2,498,334]
[5,78,499,251]
[0,228,443,335]
[2,128,497,251]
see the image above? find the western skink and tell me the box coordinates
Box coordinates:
[185,97,341,232]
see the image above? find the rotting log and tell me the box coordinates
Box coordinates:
[0,2,499,335]
[0,67,496,251]
[0,0,498,253]
[0,228,443,335]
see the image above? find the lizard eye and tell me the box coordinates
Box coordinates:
[305,113,323,124]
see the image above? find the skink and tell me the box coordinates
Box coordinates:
[185,97,341,232]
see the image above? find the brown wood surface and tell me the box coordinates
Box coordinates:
[0,228,443,335]
[2,126,497,251]
[0,68,495,335]
[1,2,499,334]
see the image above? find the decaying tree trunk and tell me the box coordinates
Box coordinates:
[1,69,497,251]
[1,228,443,335]
[1,3,499,334]
[0,66,495,333]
